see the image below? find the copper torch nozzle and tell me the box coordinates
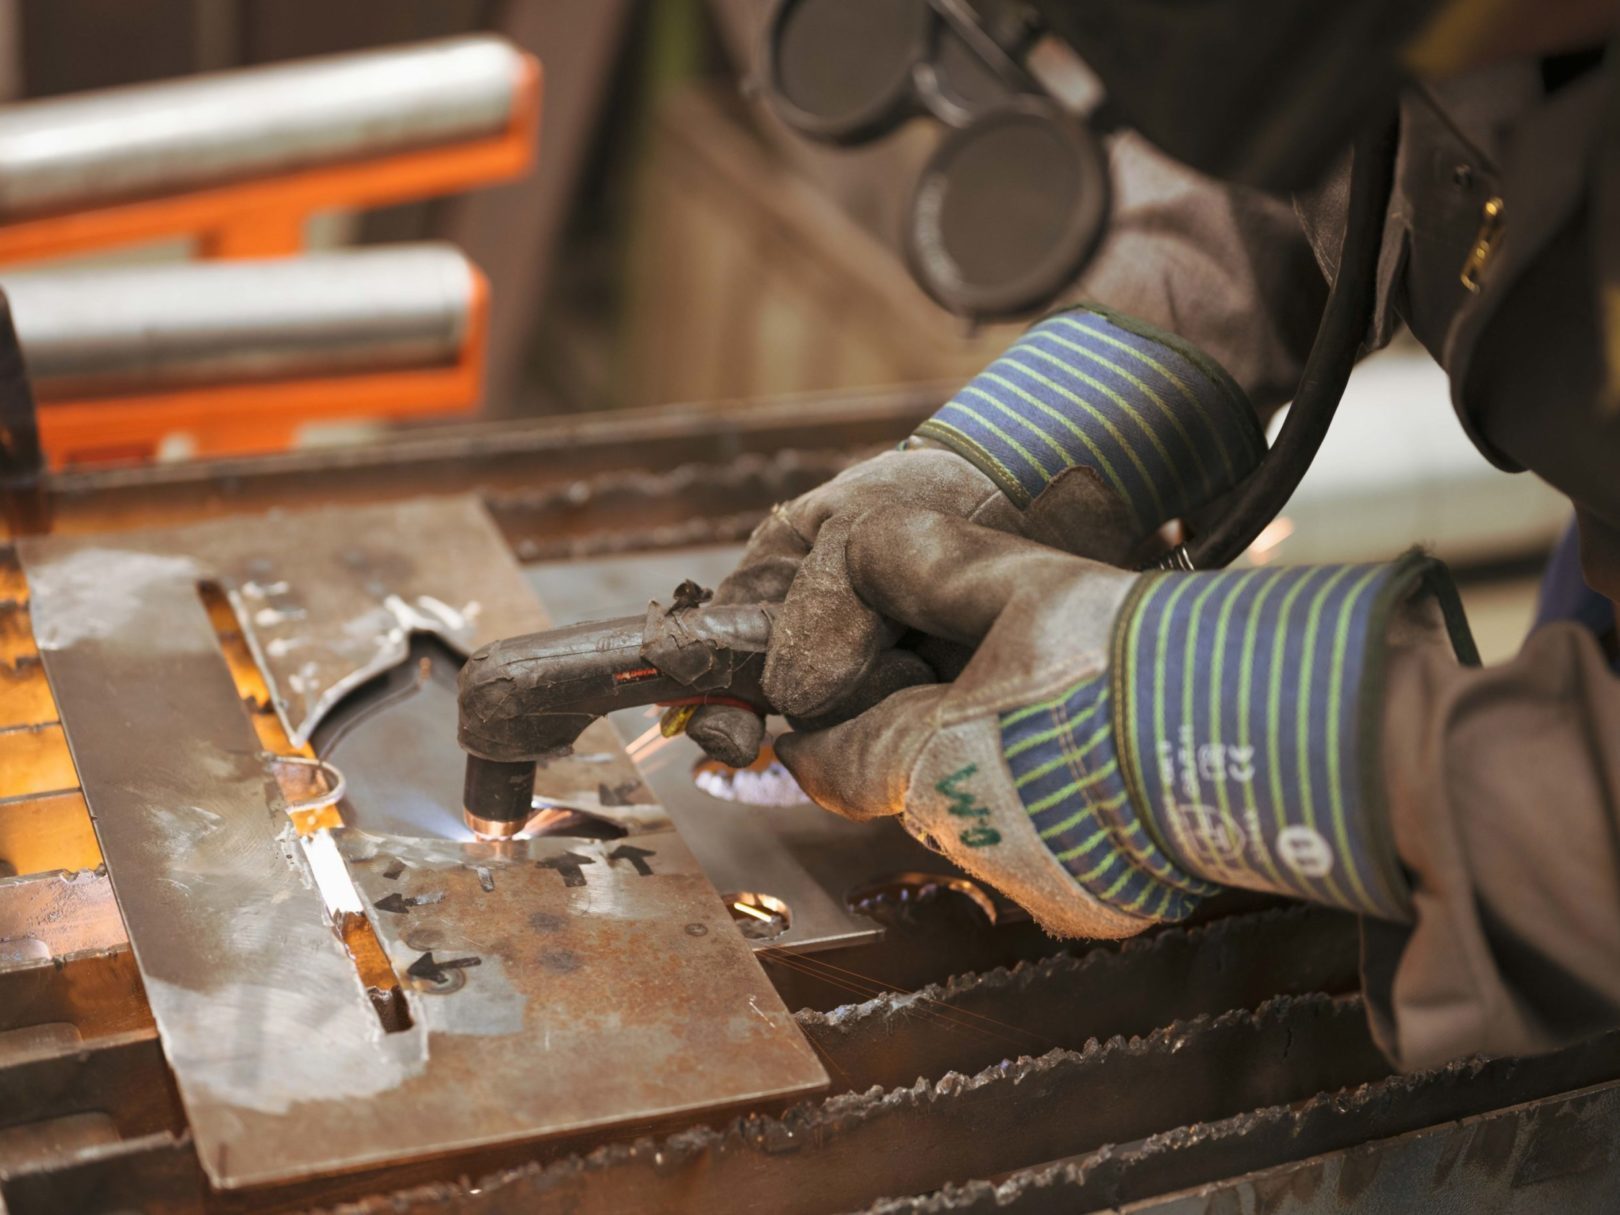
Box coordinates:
[464,810,526,841]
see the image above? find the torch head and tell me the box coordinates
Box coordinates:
[462,756,537,840]
[455,595,779,841]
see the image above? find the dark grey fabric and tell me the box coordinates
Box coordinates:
[1374,623,1620,1070]
[1093,58,1620,1069]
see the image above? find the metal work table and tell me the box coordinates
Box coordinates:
[3,389,1620,1213]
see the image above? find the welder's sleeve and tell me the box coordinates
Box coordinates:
[1074,131,1330,415]
[1365,623,1620,1071]
[910,139,1335,557]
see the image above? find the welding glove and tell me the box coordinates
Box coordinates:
[688,305,1268,765]
[771,506,1475,939]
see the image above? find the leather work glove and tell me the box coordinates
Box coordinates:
[770,507,1476,939]
[687,305,1268,765]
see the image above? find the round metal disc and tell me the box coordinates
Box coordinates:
[904,98,1110,319]
[764,0,931,144]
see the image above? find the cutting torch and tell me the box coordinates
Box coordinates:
[456,585,776,838]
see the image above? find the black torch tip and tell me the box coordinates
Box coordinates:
[461,756,538,840]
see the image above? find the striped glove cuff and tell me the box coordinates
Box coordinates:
[917,306,1266,537]
[1112,554,1477,920]
[999,674,1220,924]
[997,554,1475,923]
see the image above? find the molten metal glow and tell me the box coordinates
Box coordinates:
[466,811,525,841]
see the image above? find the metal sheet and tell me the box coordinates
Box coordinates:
[311,635,480,841]
[308,633,663,843]
[0,1131,204,1215]
[0,1028,175,1138]
[1129,1082,1620,1215]
[0,944,150,1040]
[18,496,824,1191]
[34,385,937,544]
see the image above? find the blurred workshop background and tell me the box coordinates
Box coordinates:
[0,0,1567,658]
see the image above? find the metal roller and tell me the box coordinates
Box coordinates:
[1,244,475,398]
[0,35,526,219]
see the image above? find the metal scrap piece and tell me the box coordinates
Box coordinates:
[0,944,150,1040]
[33,382,935,547]
[17,496,825,1192]
[0,1027,178,1142]
[1174,1079,1620,1215]
[0,868,123,962]
[335,827,828,1133]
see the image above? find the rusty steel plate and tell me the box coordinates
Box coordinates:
[17,496,825,1192]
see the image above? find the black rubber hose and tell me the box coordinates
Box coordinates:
[1182,116,1399,571]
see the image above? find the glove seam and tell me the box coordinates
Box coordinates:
[937,651,1110,727]
[914,419,1033,509]
[1111,571,1167,856]
[1047,681,1210,917]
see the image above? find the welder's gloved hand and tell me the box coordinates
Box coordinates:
[773,507,1473,939]
[684,446,1020,766]
[688,306,1268,766]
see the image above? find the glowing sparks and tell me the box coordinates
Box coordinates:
[625,722,661,754]
[1245,516,1296,565]
[627,730,682,771]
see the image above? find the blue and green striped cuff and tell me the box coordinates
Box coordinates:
[917,306,1266,533]
[1111,555,1476,921]
[999,673,1220,924]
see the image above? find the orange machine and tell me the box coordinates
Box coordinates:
[15,250,490,467]
[0,36,540,465]
[31,294,487,466]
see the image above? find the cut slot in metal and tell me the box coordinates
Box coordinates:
[203,585,414,1036]
[297,829,414,1035]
